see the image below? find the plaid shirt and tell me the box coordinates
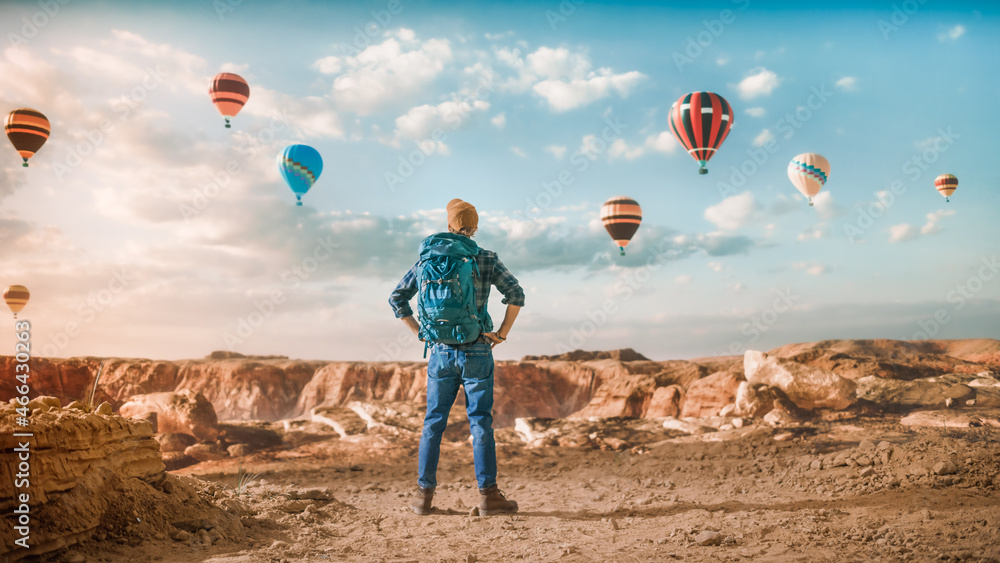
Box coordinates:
[389,247,525,324]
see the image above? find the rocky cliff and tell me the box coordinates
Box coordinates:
[2,339,998,428]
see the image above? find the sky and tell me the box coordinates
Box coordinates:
[2,0,999,363]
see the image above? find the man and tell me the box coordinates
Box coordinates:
[389,198,524,516]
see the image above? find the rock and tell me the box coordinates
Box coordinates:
[311,405,369,438]
[900,409,1000,428]
[62,551,86,563]
[523,348,651,362]
[133,411,158,432]
[162,451,198,471]
[661,417,712,435]
[0,403,164,560]
[944,384,975,402]
[157,432,197,453]
[933,461,958,476]
[271,540,289,549]
[469,506,479,516]
[730,381,786,418]
[184,443,227,462]
[810,460,823,471]
[731,417,744,428]
[171,529,192,541]
[680,367,744,418]
[645,385,685,418]
[120,390,220,441]
[95,401,113,415]
[856,456,872,467]
[227,443,249,457]
[859,467,875,477]
[695,530,723,546]
[745,351,856,410]
[763,399,809,426]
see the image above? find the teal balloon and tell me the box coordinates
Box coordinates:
[278,144,323,206]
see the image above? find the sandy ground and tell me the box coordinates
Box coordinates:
[58,412,1000,563]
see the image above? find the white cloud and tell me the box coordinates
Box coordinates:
[511,146,527,158]
[716,55,730,66]
[484,31,515,40]
[608,138,645,161]
[391,98,490,149]
[324,34,453,115]
[888,224,918,243]
[920,209,955,235]
[797,226,827,241]
[707,262,724,272]
[792,262,828,276]
[644,131,677,154]
[491,112,506,128]
[675,275,693,285]
[736,67,780,99]
[545,145,567,159]
[496,46,646,112]
[752,128,775,147]
[745,107,766,117]
[835,76,858,91]
[939,24,966,41]
[704,192,758,231]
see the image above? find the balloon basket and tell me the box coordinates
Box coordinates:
[698,168,707,175]
[225,123,231,129]
[22,162,28,167]
[945,197,950,203]
[619,248,625,256]
[809,201,814,206]
[296,201,303,206]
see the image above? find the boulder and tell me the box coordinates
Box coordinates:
[728,381,787,418]
[311,405,368,438]
[679,367,744,418]
[645,385,684,418]
[744,350,856,410]
[900,409,1000,428]
[855,374,988,411]
[120,390,220,441]
[157,432,197,453]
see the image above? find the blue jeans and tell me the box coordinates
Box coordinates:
[417,340,497,490]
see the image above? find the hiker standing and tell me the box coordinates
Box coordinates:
[389,198,524,516]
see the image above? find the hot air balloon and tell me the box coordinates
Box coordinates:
[600,196,642,256]
[4,285,29,319]
[278,144,323,206]
[668,92,733,174]
[934,174,958,202]
[5,108,50,167]
[209,73,250,128]
[787,153,830,206]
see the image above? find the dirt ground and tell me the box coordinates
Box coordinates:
[49,410,1000,563]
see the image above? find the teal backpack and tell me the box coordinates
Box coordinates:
[416,233,487,351]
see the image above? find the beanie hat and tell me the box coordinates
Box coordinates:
[446,198,479,233]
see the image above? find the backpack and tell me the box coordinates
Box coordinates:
[416,233,485,349]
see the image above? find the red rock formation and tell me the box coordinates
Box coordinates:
[680,367,744,418]
[766,339,985,380]
[120,390,220,440]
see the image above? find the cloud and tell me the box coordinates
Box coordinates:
[792,262,828,276]
[496,46,646,112]
[390,98,490,150]
[545,145,567,159]
[797,226,827,241]
[511,146,527,158]
[707,262,724,272]
[675,275,693,285]
[888,210,954,243]
[321,33,453,115]
[644,131,676,154]
[696,232,755,256]
[745,107,766,117]
[752,128,775,147]
[939,24,966,41]
[889,224,918,243]
[491,112,506,128]
[920,209,955,235]
[835,76,858,91]
[608,138,645,161]
[704,192,758,231]
[736,67,780,99]
[484,31,515,40]
[716,55,730,66]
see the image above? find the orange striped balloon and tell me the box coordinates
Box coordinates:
[934,174,958,202]
[5,108,50,167]
[209,73,250,128]
[600,196,642,256]
[4,284,29,318]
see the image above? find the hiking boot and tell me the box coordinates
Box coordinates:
[479,485,518,516]
[410,486,434,515]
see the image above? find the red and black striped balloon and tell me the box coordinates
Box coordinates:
[209,73,250,128]
[600,196,642,256]
[668,91,733,174]
[5,108,50,167]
